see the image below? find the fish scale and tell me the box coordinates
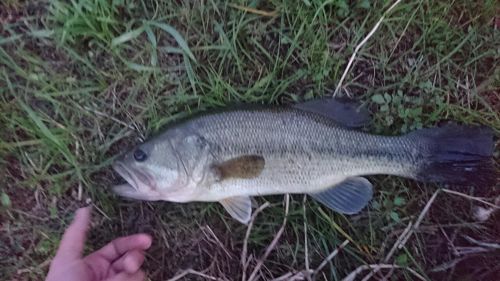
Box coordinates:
[112,101,495,224]
[185,109,419,197]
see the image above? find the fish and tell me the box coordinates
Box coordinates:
[112,99,497,224]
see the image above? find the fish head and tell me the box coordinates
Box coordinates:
[112,128,212,202]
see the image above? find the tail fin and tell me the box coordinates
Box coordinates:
[412,124,497,186]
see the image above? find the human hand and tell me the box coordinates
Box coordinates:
[45,207,152,281]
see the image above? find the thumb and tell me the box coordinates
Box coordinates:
[54,206,92,261]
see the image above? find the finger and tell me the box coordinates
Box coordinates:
[83,234,151,279]
[54,206,92,261]
[106,270,145,281]
[89,234,152,262]
[111,250,146,273]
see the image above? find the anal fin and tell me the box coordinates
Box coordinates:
[309,177,373,214]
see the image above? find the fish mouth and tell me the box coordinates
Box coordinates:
[112,162,157,200]
[113,162,138,190]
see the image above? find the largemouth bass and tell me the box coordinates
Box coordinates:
[112,99,496,223]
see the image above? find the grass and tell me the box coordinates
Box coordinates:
[1,0,499,280]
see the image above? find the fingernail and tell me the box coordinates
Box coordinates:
[75,206,92,219]
[141,234,153,248]
[78,205,92,213]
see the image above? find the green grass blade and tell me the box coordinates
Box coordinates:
[144,25,158,66]
[148,21,196,62]
[111,26,145,47]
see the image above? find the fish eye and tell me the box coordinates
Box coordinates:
[133,149,148,162]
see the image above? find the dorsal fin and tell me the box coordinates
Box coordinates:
[294,98,371,128]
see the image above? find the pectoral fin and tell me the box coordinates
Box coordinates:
[309,177,373,214]
[212,155,265,180]
[219,196,252,224]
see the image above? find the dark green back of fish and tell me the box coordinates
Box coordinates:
[180,107,495,188]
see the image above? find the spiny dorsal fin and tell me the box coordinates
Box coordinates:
[294,98,371,128]
[213,155,265,180]
[219,196,252,224]
[309,177,373,214]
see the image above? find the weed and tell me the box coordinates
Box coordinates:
[0,0,499,280]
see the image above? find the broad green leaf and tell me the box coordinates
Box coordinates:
[383,92,392,103]
[371,94,386,104]
[394,197,406,206]
[358,0,370,9]
[1,192,11,207]
[396,253,409,266]
[390,211,400,222]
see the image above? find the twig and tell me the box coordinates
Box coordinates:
[442,189,500,209]
[333,0,402,96]
[381,266,396,281]
[366,188,499,279]
[77,182,83,201]
[271,270,315,281]
[342,264,426,281]
[75,139,82,201]
[241,201,271,281]
[16,259,51,274]
[357,187,496,280]
[363,189,440,280]
[399,189,440,247]
[200,225,234,259]
[247,195,290,281]
[167,268,218,281]
[455,246,493,255]
[430,257,466,272]
[11,209,50,221]
[463,235,500,249]
[228,3,278,17]
[313,240,350,277]
[80,105,138,131]
[302,195,312,281]
[440,227,459,256]
[383,222,413,262]
[90,202,112,221]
